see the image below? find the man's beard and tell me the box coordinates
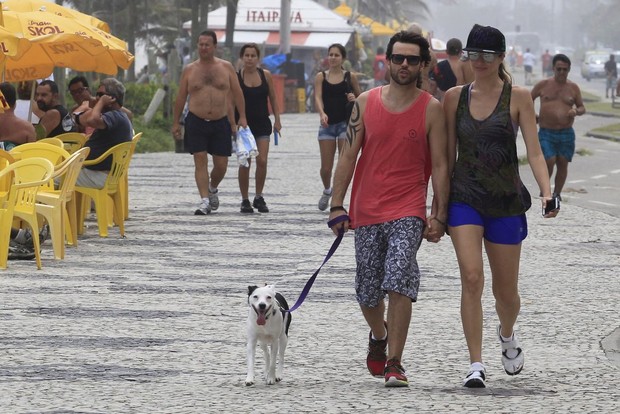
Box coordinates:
[390,68,419,86]
[36,100,48,110]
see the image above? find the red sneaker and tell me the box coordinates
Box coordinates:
[384,358,408,387]
[366,323,387,377]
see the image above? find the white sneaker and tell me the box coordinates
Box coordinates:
[194,201,211,215]
[498,325,524,375]
[463,362,486,388]
[208,189,219,211]
[318,190,331,211]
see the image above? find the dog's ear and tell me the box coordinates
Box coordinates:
[248,285,258,297]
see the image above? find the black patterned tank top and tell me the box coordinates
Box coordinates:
[450,82,531,217]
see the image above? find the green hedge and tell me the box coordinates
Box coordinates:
[125,83,177,153]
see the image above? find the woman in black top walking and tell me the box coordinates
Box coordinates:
[236,43,282,213]
[443,25,557,389]
[314,43,361,211]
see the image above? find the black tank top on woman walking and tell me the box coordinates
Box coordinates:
[450,82,531,217]
[321,71,350,125]
[236,67,272,137]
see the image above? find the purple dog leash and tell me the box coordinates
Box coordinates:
[286,214,349,312]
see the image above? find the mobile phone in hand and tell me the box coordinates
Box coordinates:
[543,196,560,216]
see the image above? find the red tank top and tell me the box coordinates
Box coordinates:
[350,87,432,228]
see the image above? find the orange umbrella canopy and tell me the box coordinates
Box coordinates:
[1,0,110,32]
[0,10,133,82]
[0,25,31,58]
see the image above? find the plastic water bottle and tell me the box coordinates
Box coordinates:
[274,130,279,146]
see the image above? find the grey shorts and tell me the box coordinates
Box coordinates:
[75,168,108,189]
[354,216,425,306]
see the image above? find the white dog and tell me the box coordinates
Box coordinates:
[245,284,291,386]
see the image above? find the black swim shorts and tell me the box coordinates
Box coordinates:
[183,112,232,156]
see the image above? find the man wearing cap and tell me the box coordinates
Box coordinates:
[531,53,585,202]
[443,24,555,389]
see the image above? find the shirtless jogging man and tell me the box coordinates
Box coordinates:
[172,30,247,215]
[531,53,585,200]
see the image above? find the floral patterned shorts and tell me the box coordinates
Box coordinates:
[354,216,424,307]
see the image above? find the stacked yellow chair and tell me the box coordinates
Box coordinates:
[9,142,70,192]
[0,150,16,196]
[122,132,142,220]
[0,158,54,269]
[75,141,133,238]
[35,147,90,259]
[55,132,87,155]
[37,137,63,147]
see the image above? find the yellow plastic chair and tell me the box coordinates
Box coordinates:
[75,141,133,238]
[0,157,54,270]
[0,150,15,195]
[55,132,87,154]
[35,147,90,259]
[37,137,63,147]
[9,142,71,191]
[122,132,142,220]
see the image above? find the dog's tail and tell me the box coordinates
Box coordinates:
[276,292,292,336]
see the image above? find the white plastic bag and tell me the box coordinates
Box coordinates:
[233,131,249,168]
[238,126,258,158]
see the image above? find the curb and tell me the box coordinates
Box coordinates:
[586,111,620,142]
[586,132,620,142]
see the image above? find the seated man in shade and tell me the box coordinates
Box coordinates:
[0,82,36,150]
[74,78,133,189]
[69,75,133,135]
[33,80,73,137]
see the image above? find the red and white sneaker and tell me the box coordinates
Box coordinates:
[384,358,408,387]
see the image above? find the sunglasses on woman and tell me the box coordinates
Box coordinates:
[466,51,499,63]
[390,54,422,66]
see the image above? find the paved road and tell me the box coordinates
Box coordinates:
[1,113,618,412]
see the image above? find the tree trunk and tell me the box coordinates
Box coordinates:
[224,0,238,60]
[126,1,137,81]
[191,0,200,48]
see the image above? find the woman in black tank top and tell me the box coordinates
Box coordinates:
[313,43,361,211]
[236,43,282,214]
[442,24,557,389]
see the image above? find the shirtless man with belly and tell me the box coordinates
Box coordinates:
[172,30,247,215]
[531,53,585,201]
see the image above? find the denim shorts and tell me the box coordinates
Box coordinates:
[448,202,528,245]
[318,121,347,141]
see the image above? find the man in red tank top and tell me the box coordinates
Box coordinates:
[328,31,450,388]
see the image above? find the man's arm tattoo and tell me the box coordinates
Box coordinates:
[346,101,361,147]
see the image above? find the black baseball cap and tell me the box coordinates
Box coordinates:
[463,24,506,54]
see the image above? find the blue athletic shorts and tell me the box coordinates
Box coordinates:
[354,216,425,306]
[538,127,575,161]
[448,202,528,245]
[318,121,347,141]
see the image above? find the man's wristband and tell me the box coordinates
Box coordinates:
[330,206,347,213]
[433,217,446,227]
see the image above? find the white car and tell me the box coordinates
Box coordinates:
[580,51,613,81]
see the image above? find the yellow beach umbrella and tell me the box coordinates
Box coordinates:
[333,3,395,36]
[0,0,110,32]
[0,25,32,59]
[0,10,133,82]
